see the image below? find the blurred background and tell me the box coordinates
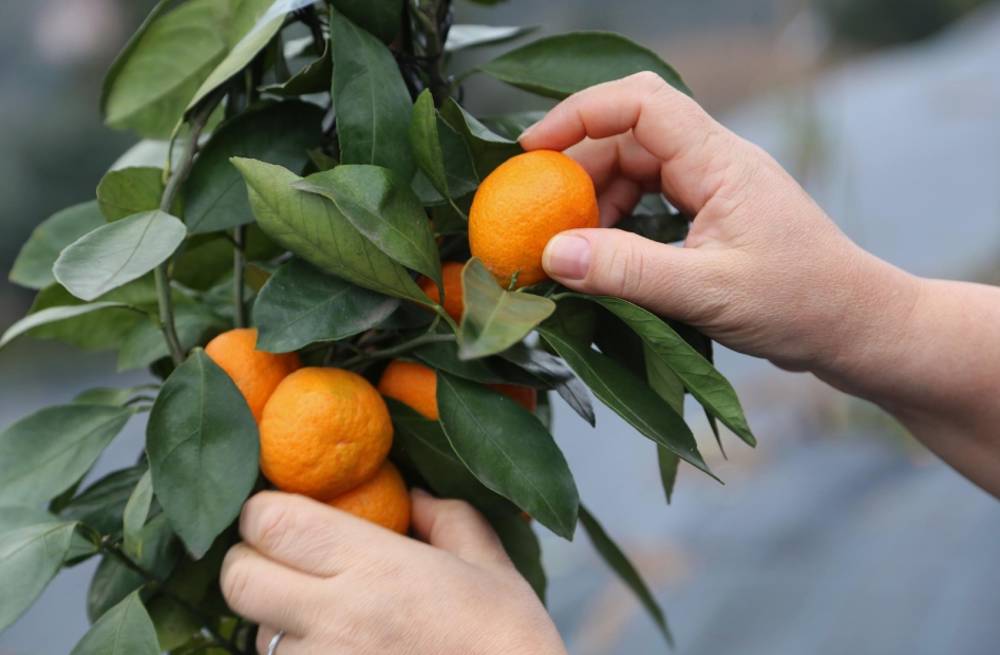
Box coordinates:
[2,0,999,653]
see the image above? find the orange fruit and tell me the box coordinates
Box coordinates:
[469,149,599,288]
[260,367,393,501]
[419,261,465,322]
[378,360,537,420]
[204,328,300,423]
[328,461,411,534]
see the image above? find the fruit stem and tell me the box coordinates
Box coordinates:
[155,92,224,365]
[233,225,248,328]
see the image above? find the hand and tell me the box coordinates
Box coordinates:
[220,490,567,655]
[522,71,921,376]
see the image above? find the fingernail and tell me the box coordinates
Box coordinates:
[544,234,591,280]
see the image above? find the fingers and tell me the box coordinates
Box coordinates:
[410,489,512,570]
[564,135,662,198]
[220,544,323,635]
[542,228,724,320]
[256,627,306,655]
[521,71,753,214]
[239,491,409,577]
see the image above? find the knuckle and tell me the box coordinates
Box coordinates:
[596,232,645,297]
[255,629,272,655]
[248,497,294,553]
[220,549,254,611]
[629,70,666,92]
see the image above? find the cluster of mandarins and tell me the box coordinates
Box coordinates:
[207,150,598,533]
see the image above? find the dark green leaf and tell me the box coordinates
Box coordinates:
[331,0,402,42]
[480,111,545,140]
[116,303,224,372]
[294,165,442,287]
[147,595,202,651]
[123,470,154,560]
[539,324,715,478]
[263,40,332,96]
[436,373,578,539]
[0,405,132,505]
[73,386,157,407]
[439,99,522,178]
[0,507,94,562]
[645,343,685,503]
[0,521,79,632]
[102,0,230,137]
[0,302,135,351]
[72,591,160,655]
[656,448,679,505]
[480,32,689,99]
[232,158,427,303]
[500,342,596,426]
[445,24,536,52]
[9,202,106,290]
[489,512,546,602]
[578,506,672,647]
[414,341,509,384]
[185,101,324,234]
[458,259,556,359]
[253,259,399,352]
[61,466,148,535]
[54,210,186,301]
[580,295,755,446]
[409,90,479,201]
[96,167,167,221]
[330,6,414,179]
[147,349,259,557]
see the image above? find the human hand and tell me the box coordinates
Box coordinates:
[220,490,567,655]
[522,72,921,378]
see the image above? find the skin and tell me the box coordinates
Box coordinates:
[222,72,1000,654]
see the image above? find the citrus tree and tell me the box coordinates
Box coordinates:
[0,0,756,652]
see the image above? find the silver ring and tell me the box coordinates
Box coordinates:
[267,630,286,655]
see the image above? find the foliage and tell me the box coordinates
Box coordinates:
[1,0,755,651]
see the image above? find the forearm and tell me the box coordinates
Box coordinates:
[818,265,1000,496]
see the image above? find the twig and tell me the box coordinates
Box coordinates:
[340,332,455,368]
[233,225,248,328]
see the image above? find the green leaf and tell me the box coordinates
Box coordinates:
[436,372,579,539]
[147,595,202,652]
[186,0,286,110]
[231,158,427,303]
[54,210,187,301]
[102,0,231,137]
[539,324,715,479]
[498,343,596,427]
[61,466,148,535]
[0,521,79,632]
[253,259,399,353]
[439,99,521,179]
[578,506,673,647]
[72,591,160,655]
[117,302,224,372]
[185,101,323,234]
[409,90,479,201]
[414,341,510,385]
[0,302,134,351]
[480,111,545,140]
[489,512,546,602]
[645,343,685,504]
[0,405,132,505]
[656,447,679,505]
[74,386,156,407]
[147,349,259,557]
[294,165,442,287]
[96,167,167,221]
[0,507,94,562]
[445,25,536,52]
[580,295,755,446]
[458,259,556,360]
[263,39,332,96]
[123,471,154,560]
[330,6,415,179]
[9,202,106,290]
[331,0,403,42]
[479,31,689,99]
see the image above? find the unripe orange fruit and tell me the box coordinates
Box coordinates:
[204,328,300,422]
[378,360,537,420]
[419,261,465,322]
[469,149,599,288]
[260,367,393,501]
[328,461,411,534]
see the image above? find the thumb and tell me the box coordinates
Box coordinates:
[542,228,713,320]
[410,489,512,571]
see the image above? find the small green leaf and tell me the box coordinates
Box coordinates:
[0,302,134,351]
[96,167,167,221]
[0,521,79,632]
[231,158,427,303]
[123,470,154,560]
[445,24,537,52]
[294,165,442,287]
[458,259,556,360]
[480,32,689,99]
[646,343,685,504]
[60,466,148,536]
[253,259,399,353]
[331,0,403,43]
[102,0,230,137]
[437,372,579,539]
[185,101,324,234]
[489,512,546,602]
[580,295,755,446]
[539,324,715,479]
[656,448,679,505]
[0,405,132,505]
[439,99,521,179]
[263,40,332,96]
[9,202,106,290]
[578,506,673,647]
[330,6,414,180]
[147,349,259,557]
[72,591,160,655]
[54,210,186,302]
